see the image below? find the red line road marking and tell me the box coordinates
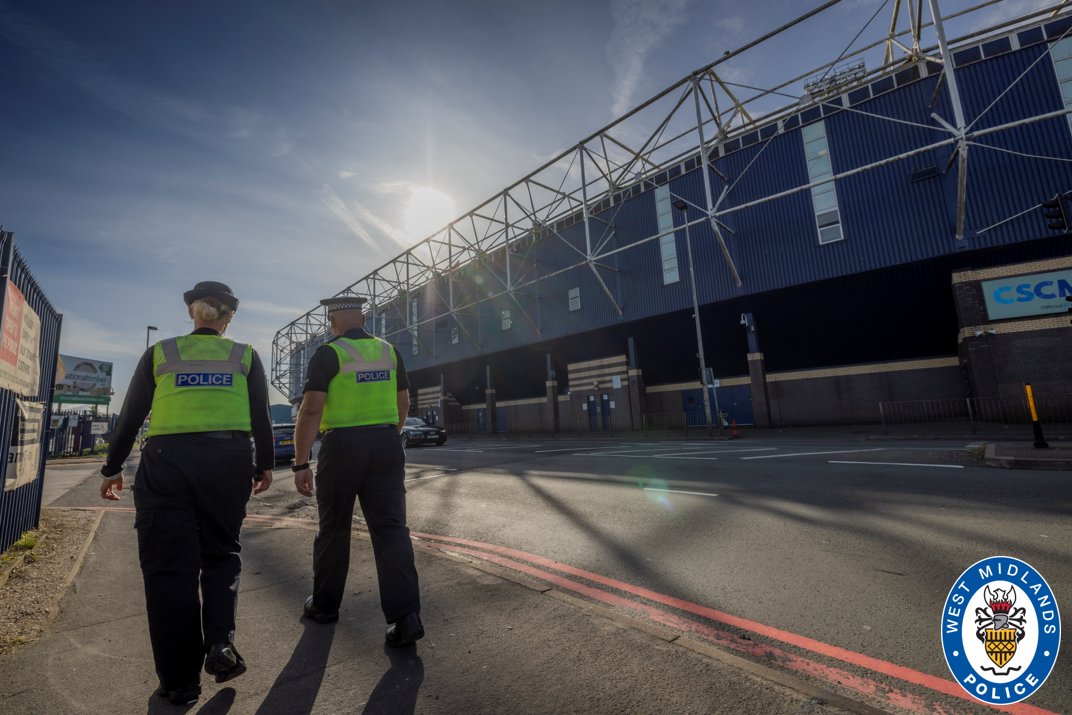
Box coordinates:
[414,531,1059,715]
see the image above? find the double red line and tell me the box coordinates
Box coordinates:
[412,530,1058,715]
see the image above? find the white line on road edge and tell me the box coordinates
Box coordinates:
[828,460,965,469]
[406,465,459,470]
[533,447,590,453]
[406,472,456,481]
[643,487,720,498]
[434,448,486,453]
[653,448,777,457]
[741,448,885,460]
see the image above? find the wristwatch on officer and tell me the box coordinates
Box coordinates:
[291,461,310,472]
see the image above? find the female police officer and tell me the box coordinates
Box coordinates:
[100,281,274,705]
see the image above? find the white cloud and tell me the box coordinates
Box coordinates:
[607,0,690,117]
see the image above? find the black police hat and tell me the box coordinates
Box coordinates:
[183,281,239,310]
[320,296,368,313]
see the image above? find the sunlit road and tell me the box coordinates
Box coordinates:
[393,436,1070,714]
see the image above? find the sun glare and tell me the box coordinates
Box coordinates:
[404,186,457,243]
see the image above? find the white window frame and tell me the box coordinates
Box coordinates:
[409,299,419,355]
[1051,37,1072,133]
[450,326,459,345]
[501,309,512,331]
[802,120,844,245]
[568,287,581,312]
[654,185,680,284]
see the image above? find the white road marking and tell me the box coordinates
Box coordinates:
[828,460,965,469]
[434,448,486,453]
[406,472,455,481]
[741,448,885,460]
[406,464,458,470]
[653,447,777,458]
[533,447,588,453]
[644,487,720,498]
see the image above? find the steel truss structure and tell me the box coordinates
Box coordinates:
[273,0,1072,398]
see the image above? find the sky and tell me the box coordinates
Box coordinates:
[0,0,1047,410]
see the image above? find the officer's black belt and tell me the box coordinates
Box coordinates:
[324,424,395,434]
[199,430,250,439]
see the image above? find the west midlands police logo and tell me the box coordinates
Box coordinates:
[942,556,1060,704]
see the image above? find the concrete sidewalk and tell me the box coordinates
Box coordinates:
[983,441,1072,470]
[0,507,863,715]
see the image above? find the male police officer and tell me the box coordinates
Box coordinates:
[292,297,423,647]
[100,281,274,705]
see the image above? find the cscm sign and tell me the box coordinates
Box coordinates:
[981,269,1072,320]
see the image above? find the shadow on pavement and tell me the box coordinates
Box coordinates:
[254,621,336,715]
[362,643,424,714]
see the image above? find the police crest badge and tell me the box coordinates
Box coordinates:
[942,556,1061,705]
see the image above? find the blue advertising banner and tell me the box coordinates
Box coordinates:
[981,269,1072,320]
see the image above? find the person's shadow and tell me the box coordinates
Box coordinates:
[361,644,424,715]
[254,621,337,715]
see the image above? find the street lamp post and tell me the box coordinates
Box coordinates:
[145,325,158,350]
[672,200,721,437]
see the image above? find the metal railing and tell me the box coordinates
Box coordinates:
[0,231,62,553]
[879,396,1072,435]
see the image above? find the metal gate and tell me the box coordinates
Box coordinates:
[0,231,62,553]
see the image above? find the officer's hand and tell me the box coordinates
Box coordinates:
[252,469,273,495]
[294,467,314,497]
[100,476,123,501]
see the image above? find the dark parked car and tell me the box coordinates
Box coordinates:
[401,417,447,447]
[271,423,296,464]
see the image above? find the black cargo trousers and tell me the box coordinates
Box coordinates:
[133,432,253,689]
[312,425,421,622]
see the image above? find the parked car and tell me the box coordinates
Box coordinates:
[401,416,447,447]
[271,423,296,464]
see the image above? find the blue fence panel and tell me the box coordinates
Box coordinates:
[0,230,62,554]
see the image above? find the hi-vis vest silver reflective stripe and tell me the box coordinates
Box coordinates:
[320,338,399,430]
[147,335,253,437]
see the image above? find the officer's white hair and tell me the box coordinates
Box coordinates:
[190,299,233,322]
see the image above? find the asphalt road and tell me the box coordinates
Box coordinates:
[390,435,1070,714]
[44,435,1070,713]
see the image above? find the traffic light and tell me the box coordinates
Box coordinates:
[1041,193,1071,231]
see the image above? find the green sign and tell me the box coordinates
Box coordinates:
[54,355,112,405]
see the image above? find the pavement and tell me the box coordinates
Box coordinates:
[2,435,1068,715]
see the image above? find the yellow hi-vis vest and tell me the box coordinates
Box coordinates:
[319,337,399,431]
[146,335,253,437]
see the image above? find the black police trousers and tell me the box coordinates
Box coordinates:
[133,433,253,689]
[313,425,421,622]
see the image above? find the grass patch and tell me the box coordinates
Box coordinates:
[1,530,39,564]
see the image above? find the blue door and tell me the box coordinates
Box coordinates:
[496,407,506,433]
[715,385,753,426]
[477,409,486,433]
[600,394,611,431]
[681,390,705,426]
[587,395,598,431]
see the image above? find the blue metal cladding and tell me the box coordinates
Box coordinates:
[403,29,1072,375]
[0,233,62,554]
[955,44,1072,246]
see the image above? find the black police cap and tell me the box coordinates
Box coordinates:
[320,297,368,313]
[183,281,239,310]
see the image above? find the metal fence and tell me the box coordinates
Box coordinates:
[879,395,1072,435]
[48,411,118,458]
[0,231,62,554]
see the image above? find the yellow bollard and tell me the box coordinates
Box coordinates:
[1024,383,1049,449]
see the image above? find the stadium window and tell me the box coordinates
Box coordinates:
[1051,37,1072,132]
[802,120,844,245]
[654,185,680,284]
[568,287,581,311]
[501,309,512,331]
[410,299,419,355]
[450,326,459,345]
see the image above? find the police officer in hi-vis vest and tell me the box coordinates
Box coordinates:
[292,296,424,647]
[100,281,274,706]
